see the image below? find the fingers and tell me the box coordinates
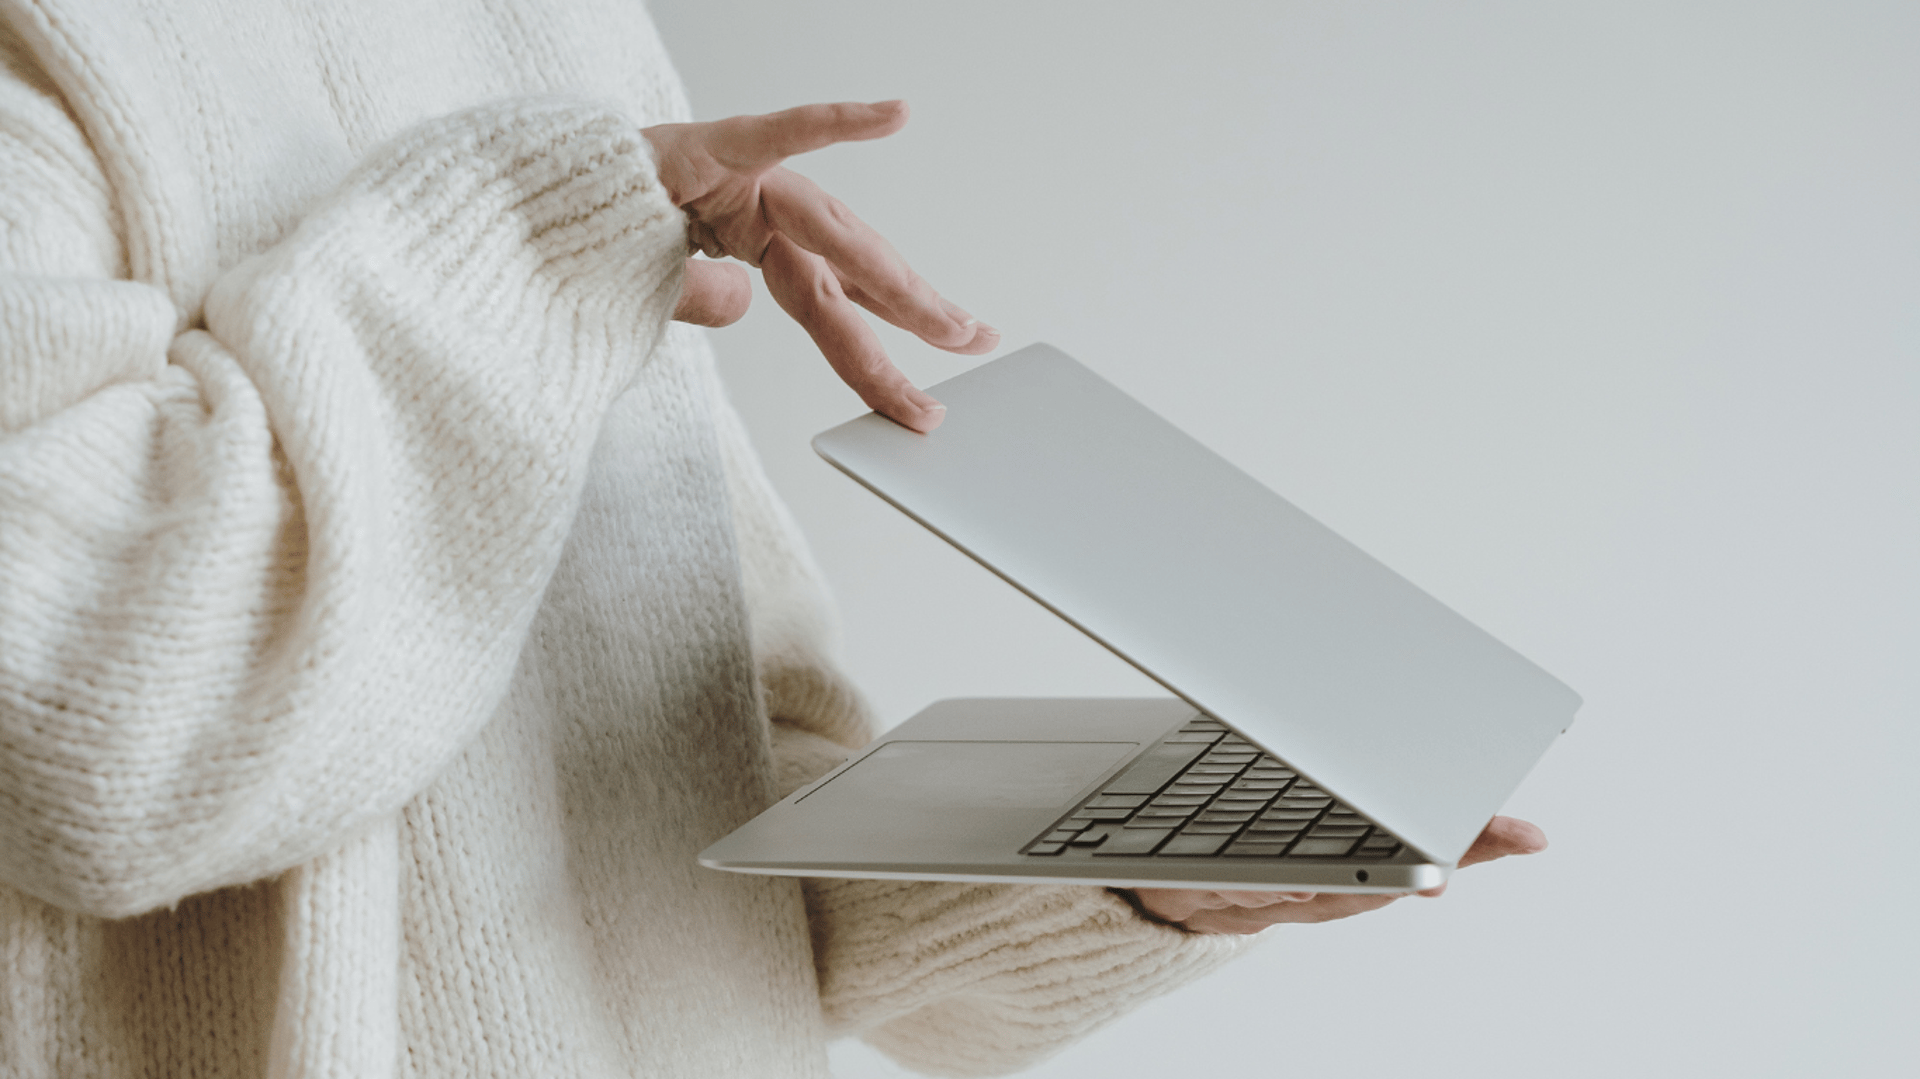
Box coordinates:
[761,168,998,353]
[1172,817,1555,925]
[643,101,907,214]
[1126,888,1216,924]
[761,232,946,432]
[651,99,998,367]
[1130,889,1397,934]
[1183,893,1402,935]
[1215,890,1318,907]
[706,101,909,172]
[1457,816,1549,870]
[834,263,1001,356]
[649,100,998,415]
[1416,816,1549,897]
[672,259,752,327]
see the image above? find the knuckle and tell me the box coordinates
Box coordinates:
[824,196,860,229]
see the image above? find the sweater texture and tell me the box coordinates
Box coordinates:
[0,1,1251,1075]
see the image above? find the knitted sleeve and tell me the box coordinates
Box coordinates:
[703,360,1259,1078]
[770,725,1252,1077]
[0,59,688,915]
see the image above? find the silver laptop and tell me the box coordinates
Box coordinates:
[701,343,1581,893]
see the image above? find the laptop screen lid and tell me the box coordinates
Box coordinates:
[812,343,1581,865]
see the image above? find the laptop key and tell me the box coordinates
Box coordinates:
[1100,741,1211,795]
[1095,828,1176,855]
[1243,823,1303,837]
[1159,833,1232,856]
[1034,724,1401,863]
[1287,837,1358,857]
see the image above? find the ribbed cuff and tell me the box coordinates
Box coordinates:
[209,97,685,351]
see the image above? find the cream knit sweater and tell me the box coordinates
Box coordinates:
[0,1,1251,1075]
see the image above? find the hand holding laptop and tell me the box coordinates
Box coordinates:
[1128,815,1548,934]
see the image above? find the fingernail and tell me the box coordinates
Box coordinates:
[924,403,946,412]
[976,323,1000,338]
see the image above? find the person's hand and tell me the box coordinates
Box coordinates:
[1125,816,1547,935]
[642,101,997,432]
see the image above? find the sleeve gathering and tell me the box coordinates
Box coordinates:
[0,94,687,918]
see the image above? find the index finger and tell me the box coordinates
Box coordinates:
[760,168,990,351]
[759,232,947,432]
[705,101,909,173]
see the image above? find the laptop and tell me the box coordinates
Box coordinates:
[700,343,1581,893]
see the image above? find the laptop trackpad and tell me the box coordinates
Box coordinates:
[803,741,1136,810]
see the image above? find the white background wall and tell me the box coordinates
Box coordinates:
[648,3,1916,1075]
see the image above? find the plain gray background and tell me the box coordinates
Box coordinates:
[648,2,1916,1076]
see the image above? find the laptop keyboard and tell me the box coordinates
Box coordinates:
[1022,716,1407,859]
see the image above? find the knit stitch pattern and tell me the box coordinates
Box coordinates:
[0,2,1259,1076]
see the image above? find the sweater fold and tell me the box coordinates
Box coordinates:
[0,94,685,917]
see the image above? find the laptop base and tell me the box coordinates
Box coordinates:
[700,698,1448,895]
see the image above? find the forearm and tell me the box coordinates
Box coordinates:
[0,98,685,916]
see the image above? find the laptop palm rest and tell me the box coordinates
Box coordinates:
[792,741,1136,857]
[802,741,1131,811]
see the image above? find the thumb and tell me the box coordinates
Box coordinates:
[1457,816,1549,870]
[672,258,752,327]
